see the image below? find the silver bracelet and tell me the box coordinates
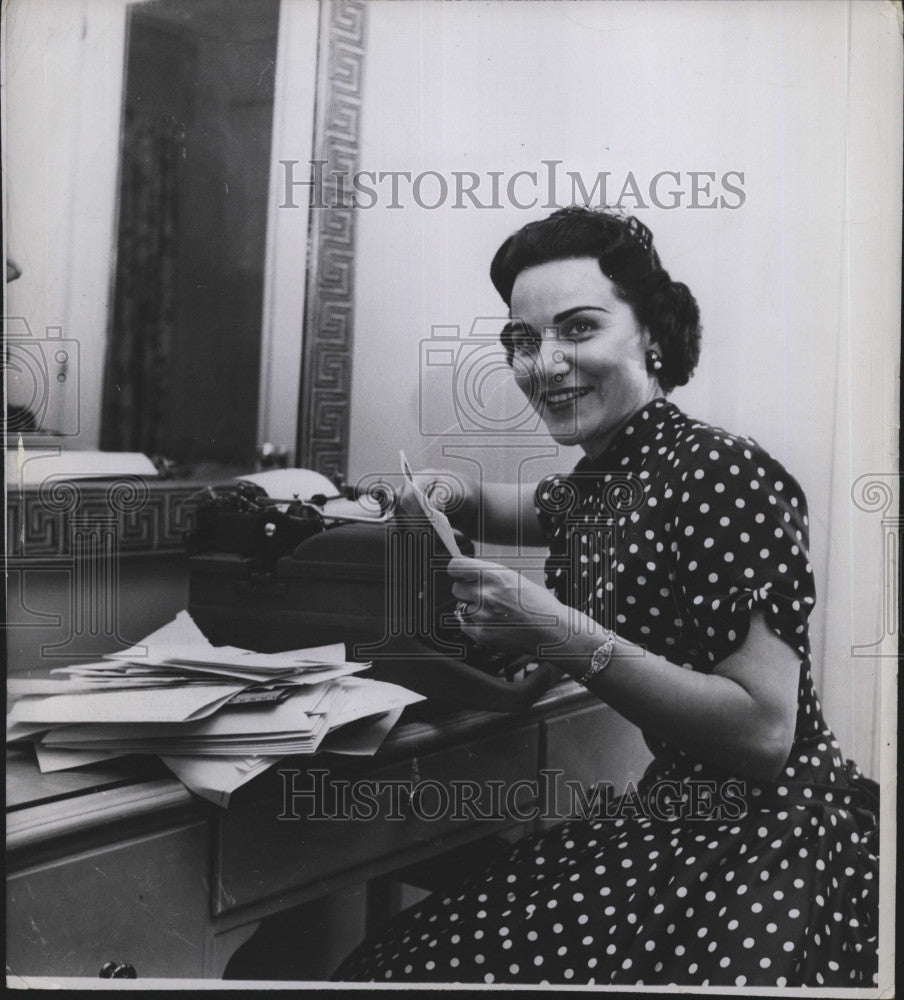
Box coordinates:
[579,629,617,686]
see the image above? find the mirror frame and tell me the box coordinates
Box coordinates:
[297,0,367,480]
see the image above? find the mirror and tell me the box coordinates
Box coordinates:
[100,0,280,476]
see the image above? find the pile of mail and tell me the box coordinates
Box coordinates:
[7,611,424,806]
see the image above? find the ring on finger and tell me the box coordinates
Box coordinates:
[454,600,474,624]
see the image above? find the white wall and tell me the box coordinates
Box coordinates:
[351,0,851,482]
[349,0,900,771]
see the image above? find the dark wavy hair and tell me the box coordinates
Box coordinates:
[490,207,701,393]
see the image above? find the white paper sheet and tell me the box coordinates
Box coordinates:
[9,683,245,726]
[237,467,337,500]
[103,610,348,670]
[34,744,124,773]
[8,676,193,696]
[6,720,56,742]
[321,706,406,755]
[7,450,157,485]
[399,450,463,557]
[328,675,426,729]
[41,684,335,746]
[159,754,280,808]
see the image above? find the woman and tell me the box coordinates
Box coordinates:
[333,208,878,987]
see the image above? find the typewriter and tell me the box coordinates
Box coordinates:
[185,469,553,711]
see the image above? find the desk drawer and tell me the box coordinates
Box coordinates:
[6,823,207,978]
[213,724,539,915]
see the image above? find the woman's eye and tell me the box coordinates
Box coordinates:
[570,319,595,337]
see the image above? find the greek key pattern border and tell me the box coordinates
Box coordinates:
[7,481,200,558]
[297,0,367,478]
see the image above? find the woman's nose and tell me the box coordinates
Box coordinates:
[537,336,573,383]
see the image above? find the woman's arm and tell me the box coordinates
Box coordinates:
[427,474,548,547]
[448,557,799,782]
[474,481,548,547]
[554,611,799,782]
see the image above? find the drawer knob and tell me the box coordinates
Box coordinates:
[99,961,137,979]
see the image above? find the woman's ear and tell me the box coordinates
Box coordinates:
[635,320,655,350]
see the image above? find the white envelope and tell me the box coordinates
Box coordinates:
[322,706,406,755]
[41,683,338,747]
[106,610,349,672]
[34,744,124,773]
[160,754,283,807]
[9,683,245,726]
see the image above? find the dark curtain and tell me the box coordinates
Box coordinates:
[101,110,179,454]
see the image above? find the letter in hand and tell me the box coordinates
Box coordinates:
[399,450,463,557]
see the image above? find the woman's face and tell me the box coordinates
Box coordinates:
[507,256,659,458]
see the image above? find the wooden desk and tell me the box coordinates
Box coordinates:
[6,682,651,982]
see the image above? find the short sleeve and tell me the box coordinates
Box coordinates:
[669,437,815,667]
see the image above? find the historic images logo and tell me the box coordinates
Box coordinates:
[277,769,748,823]
[278,160,746,211]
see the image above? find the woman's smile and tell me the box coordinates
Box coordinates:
[542,385,594,411]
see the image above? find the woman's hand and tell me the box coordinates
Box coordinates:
[446,556,573,655]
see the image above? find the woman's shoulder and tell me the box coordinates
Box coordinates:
[672,408,766,462]
[668,407,807,505]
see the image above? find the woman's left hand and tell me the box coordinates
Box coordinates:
[447,556,571,655]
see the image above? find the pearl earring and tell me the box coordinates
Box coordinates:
[645,348,663,373]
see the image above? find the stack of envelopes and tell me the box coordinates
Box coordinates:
[7,611,425,806]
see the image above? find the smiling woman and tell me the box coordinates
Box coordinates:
[330,208,880,989]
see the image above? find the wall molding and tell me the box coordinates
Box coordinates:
[296,0,367,478]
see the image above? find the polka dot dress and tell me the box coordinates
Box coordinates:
[333,399,879,987]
